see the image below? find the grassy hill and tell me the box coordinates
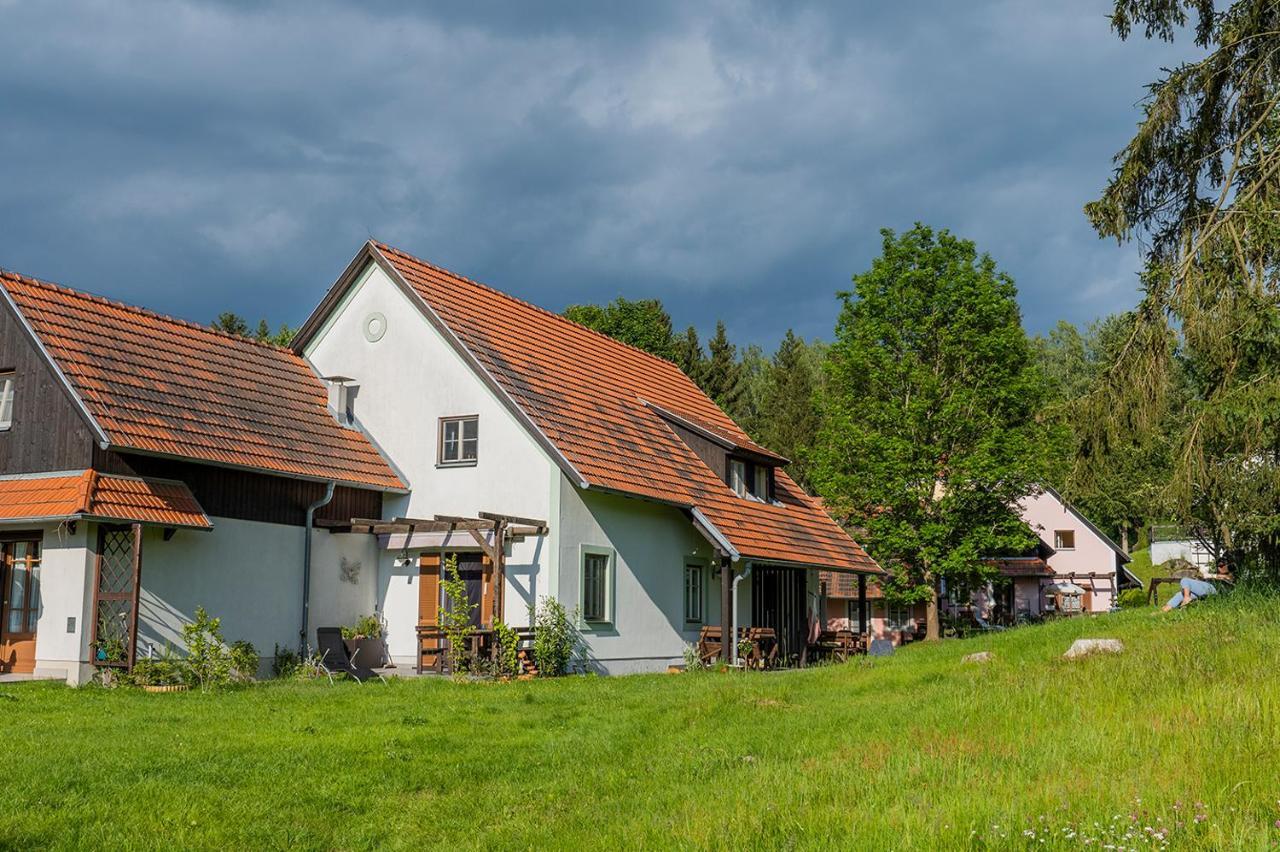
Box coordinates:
[2,593,1278,849]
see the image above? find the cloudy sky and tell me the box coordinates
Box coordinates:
[0,1,1193,350]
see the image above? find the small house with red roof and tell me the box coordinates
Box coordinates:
[0,241,880,681]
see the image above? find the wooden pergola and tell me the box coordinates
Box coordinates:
[331,511,549,627]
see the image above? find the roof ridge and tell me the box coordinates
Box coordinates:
[374,241,698,376]
[0,267,294,355]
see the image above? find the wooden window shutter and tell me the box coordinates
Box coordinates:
[481,554,494,627]
[418,554,441,626]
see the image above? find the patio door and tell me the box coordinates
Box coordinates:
[0,538,42,674]
[443,554,487,629]
[752,566,807,664]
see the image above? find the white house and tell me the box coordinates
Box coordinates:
[0,241,881,683]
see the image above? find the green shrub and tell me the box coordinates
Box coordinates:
[491,621,520,678]
[272,644,300,678]
[126,645,186,687]
[340,614,384,641]
[230,640,259,682]
[1118,588,1150,609]
[530,597,581,677]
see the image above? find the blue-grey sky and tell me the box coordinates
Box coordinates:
[0,1,1192,350]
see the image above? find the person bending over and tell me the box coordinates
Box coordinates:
[1162,562,1234,611]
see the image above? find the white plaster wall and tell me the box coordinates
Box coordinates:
[29,522,94,684]
[1020,490,1119,612]
[135,519,378,669]
[303,261,558,654]
[1150,539,1214,571]
[558,482,719,674]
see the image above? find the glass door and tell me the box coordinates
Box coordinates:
[1,540,41,674]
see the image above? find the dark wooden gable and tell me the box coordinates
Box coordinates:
[0,294,98,475]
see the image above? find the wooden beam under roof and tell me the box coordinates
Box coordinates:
[398,516,492,531]
[478,510,547,528]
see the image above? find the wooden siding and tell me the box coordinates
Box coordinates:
[667,420,728,481]
[0,296,97,474]
[93,449,383,527]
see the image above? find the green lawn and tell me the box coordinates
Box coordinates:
[1129,546,1156,587]
[3,595,1279,850]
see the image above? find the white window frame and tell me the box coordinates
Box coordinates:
[579,545,615,626]
[683,560,707,625]
[729,459,747,497]
[753,465,769,500]
[888,604,913,631]
[0,372,13,431]
[438,415,479,467]
[1054,530,1076,551]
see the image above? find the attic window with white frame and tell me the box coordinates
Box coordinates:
[1054,530,1075,551]
[438,415,479,466]
[0,372,14,431]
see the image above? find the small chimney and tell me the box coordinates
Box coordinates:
[324,376,357,427]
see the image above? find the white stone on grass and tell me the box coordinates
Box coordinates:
[1063,639,1124,660]
[962,651,994,664]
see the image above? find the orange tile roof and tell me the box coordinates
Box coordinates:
[0,270,403,491]
[373,243,880,574]
[0,471,212,529]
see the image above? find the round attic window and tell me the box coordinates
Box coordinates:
[363,312,387,343]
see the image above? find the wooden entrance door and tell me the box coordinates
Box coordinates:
[752,566,807,664]
[0,539,42,674]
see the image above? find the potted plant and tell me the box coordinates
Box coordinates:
[341,614,387,668]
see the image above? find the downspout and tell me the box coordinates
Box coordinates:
[301,481,336,655]
[730,562,753,666]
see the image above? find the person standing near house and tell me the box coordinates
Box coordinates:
[1161,562,1234,611]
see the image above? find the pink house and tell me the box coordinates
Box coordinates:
[820,486,1139,643]
[994,485,1139,618]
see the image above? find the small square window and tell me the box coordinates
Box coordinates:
[683,563,704,624]
[581,549,613,623]
[1054,530,1076,550]
[0,373,14,431]
[439,415,479,466]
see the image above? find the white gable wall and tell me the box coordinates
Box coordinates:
[302,262,558,663]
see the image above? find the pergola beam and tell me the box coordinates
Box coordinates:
[478,510,547,528]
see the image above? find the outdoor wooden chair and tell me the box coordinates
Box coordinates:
[745,627,779,669]
[697,626,723,665]
[316,628,386,684]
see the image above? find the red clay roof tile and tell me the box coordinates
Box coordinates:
[1,270,403,491]
[375,242,880,574]
[0,470,211,529]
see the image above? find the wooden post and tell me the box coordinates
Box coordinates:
[857,573,868,636]
[720,556,732,662]
[127,522,143,670]
[494,519,507,625]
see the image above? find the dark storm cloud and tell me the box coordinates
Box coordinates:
[0,0,1192,348]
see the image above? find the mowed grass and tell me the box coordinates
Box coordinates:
[3,596,1279,850]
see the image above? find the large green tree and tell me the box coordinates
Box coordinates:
[812,225,1048,639]
[703,321,745,415]
[755,330,824,491]
[563,297,676,361]
[1081,0,1280,575]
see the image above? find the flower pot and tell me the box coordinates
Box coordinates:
[344,637,387,668]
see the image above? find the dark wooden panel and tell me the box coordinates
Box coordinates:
[667,421,728,482]
[93,449,383,527]
[0,297,97,474]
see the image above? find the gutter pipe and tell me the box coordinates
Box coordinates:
[730,562,753,665]
[301,481,336,655]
